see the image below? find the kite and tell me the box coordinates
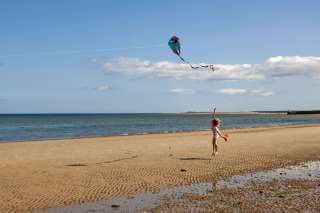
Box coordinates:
[168,35,215,71]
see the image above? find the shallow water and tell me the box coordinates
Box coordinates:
[39,161,320,213]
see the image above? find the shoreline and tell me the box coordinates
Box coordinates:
[1,124,320,212]
[1,123,319,144]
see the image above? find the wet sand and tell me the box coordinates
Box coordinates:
[152,161,320,213]
[1,125,320,212]
[153,178,320,213]
[42,161,320,213]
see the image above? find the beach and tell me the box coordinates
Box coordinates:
[1,125,320,212]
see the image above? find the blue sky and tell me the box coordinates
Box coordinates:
[1,0,320,113]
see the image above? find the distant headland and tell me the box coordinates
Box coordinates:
[287,110,320,115]
[181,110,320,115]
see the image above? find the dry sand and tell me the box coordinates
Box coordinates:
[1,125,320,213]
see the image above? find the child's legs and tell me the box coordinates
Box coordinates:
[212,137,217,153]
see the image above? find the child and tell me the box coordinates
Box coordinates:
[211,118,227,156]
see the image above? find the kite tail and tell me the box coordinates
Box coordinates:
[178,55,215,71]
[188,62,215,71]
[178,55,186,62]
[200,64,215,71]
[178,55,201,70]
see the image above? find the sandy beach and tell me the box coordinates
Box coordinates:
[1,125,320,213]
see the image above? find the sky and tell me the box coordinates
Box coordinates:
[1,0,320,113]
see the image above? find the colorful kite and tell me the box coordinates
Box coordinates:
[168,35,215,71]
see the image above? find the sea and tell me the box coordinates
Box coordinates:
[0,113,320,143]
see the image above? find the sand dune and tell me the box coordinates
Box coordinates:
[1,125,320,212]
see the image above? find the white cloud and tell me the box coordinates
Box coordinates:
[96,84,113,91]
[264,56,320,79]
[101,56,320,81]
[218,88,273,97]
[102,58,264,81]
[168,88,195,95]
[218,88,247,95]
[254,91,273,97]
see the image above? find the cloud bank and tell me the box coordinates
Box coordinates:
[168,88,195,95]
[101,56,320,81]
[264,56,320,79]
[218,88,273,97]
[217,88,247,95]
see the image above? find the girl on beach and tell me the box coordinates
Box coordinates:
[211,118,227,156]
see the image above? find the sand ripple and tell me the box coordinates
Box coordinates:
[0,125,320,212]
